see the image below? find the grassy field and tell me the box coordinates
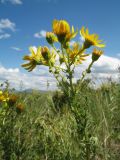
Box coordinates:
[0,80,120,160]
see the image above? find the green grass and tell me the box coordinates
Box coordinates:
[0,81,120,160]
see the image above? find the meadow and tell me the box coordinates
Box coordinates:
[0,19,120,160]
[0,79,120,160]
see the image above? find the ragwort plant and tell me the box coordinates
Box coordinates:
[22,19,106,159]
[22,19,105,105]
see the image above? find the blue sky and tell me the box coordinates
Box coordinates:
[0,0,120,90]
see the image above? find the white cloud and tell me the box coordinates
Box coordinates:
[75,54,120,84]
[0,64,57,91]
[34,30,46,38]
[0,18,16,40]
[0,53,120,90]
[0,33,11,39]
[93,55,120,73]
[0,19,16,32]
[1,0,22,5]
[11,46,22,51]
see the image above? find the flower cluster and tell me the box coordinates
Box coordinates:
[22,19,105,98]
[0,90,24,112]
[0,90,9,102]
[22,46,56,72]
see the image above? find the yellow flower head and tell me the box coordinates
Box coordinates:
[41,46,56,66]
[53,19,70,36]
[46,32,58,44]
[80,27,105,49]
[67,43,89,65]
[0,90,3,95]
[92,48,103,61]
[41,46,50,61]
[0,91,5,102]
[22,47,43,72]
[40,46,56,65]
[52,19,77,43]
[0,91,9,103]
[22,46,56,71]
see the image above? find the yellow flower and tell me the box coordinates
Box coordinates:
[22,46,56,72]
[65,26,78,42]
[0,90,3,95]
[41,46,56,66]
[22,47,43,72]
[76,53,89,65]
[92,48,103,61]
[46,32,58,44]
[0,90,9,102]
[52,19,77,43]
[0,94,5,102]
[80,27,105,49]
[53,19,70,35]
[67,43,89,65]
[41,46,50,61]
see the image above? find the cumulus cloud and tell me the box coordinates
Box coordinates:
[34,30,46,38]
[1,0,22,5]
[0,18,16,39]
[93,55,120,73]
[0,18,16,32]
[0,53,120,90]
[0,65,57,91]
[0,33,11,39]
[75,54,120,84]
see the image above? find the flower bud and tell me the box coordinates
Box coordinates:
[52,19,70,43]
[92,48,103,61]
[46,32,58,44]
[41,46,50,60]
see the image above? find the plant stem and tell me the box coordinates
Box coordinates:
[76,60,94,93]
[81,60,94,82]
[66,48,75,104]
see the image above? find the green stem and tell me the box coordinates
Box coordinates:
[81,60,94,82]
[55,65,66,73]
[61,44,69,68]
[66,49,75,104]
[51,44,60,55]
[76,60,94,93]
[60,44,75,105]
[50,68,69,97]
